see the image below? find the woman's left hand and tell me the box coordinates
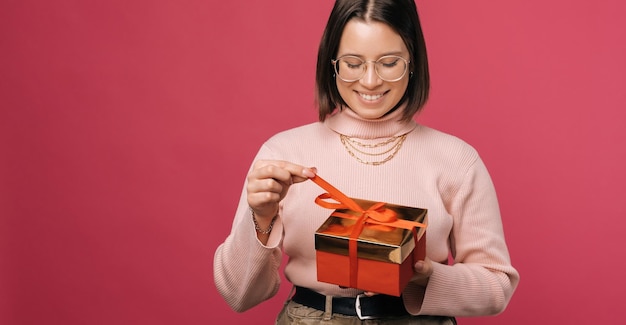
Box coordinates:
[410,258,433,287]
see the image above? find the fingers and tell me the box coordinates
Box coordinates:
[253,160,316,183]
[247,160,316,218]
[411,258,433,287]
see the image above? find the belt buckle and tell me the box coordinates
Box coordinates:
[355,294,375,320]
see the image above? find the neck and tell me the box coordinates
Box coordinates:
[324,106,417,139]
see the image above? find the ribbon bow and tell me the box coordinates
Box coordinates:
[310,175,426,289]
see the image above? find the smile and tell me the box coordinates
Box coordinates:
[358,92,385,101]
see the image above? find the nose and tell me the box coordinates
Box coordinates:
[359,62,382,88]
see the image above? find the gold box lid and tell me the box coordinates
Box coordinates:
[315,198,427,264]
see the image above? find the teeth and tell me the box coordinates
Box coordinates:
[359,93,383,101]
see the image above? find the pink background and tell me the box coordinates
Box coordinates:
[2,0,625,324]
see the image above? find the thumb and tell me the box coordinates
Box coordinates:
[291,167,317,184]
[413,258,433,276]
[414,260,426,273]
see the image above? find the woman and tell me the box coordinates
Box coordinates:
[214,0,519,323]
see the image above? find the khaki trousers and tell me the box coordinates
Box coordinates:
[275,300,457,325]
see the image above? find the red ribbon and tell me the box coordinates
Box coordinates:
[310,175,426,289]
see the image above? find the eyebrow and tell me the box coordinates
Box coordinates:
[336,51,407,58]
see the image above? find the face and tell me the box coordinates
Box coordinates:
[335,19,410,120]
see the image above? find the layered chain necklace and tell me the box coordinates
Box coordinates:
[339,132,408,166]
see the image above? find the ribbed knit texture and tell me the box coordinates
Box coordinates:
[213,108,519,316]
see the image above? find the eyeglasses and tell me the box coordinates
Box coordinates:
[331,55,410,82]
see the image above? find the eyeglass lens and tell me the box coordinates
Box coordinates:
[334,56,407,82]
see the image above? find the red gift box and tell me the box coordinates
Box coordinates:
[310,176,427,297]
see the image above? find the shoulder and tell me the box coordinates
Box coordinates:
[406,124,486,182]
[414,125,479,161]
[264,122,330,146]
[269,121,325,138]
[255,121,332,161]
[412,125,495,197]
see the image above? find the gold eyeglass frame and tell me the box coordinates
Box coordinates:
[331,55,410,82]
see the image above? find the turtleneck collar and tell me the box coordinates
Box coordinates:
[323,106,417,139]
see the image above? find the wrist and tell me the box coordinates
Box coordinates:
[251,208,277,234]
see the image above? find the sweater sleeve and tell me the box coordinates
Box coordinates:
[213,146,285,312]
[403,155,520,316]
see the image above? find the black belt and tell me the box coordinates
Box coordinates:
[291,286,409,319]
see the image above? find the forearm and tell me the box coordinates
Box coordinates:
[404,155,519,316]
[213,208,284,312]
[411,261,518,316]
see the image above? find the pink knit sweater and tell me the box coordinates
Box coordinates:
[213,108,519,317]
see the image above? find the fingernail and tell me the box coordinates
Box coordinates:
[303,168,316,178]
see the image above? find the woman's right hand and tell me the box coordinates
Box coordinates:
[246,160,316,222]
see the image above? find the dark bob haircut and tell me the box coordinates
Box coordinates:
[315,0,430,122]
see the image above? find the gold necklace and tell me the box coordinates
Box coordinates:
[339,133,408,165]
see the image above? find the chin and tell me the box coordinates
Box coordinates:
[351,109,389,120]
